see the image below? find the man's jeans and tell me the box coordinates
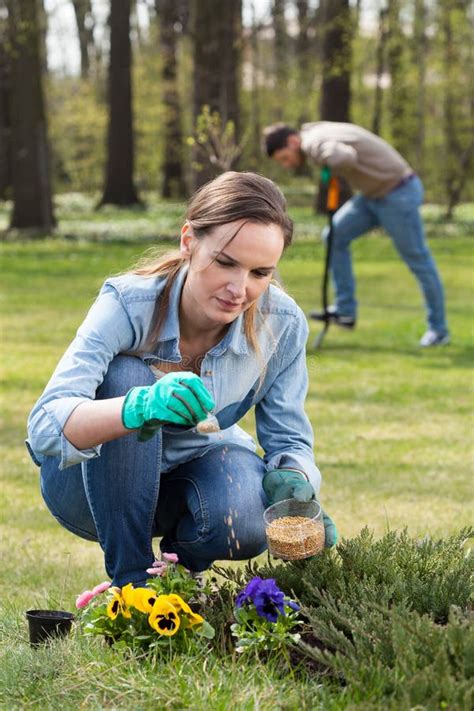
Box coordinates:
[327,175,448,335]
[40,356,268,586]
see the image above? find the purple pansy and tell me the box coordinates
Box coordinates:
[236,576,289,622]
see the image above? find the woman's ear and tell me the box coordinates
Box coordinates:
[180,223,194,257]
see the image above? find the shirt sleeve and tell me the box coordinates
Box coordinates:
[254,312,322,496]
[26,283,136,470]
[318,140,357,169]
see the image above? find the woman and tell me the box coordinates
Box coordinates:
[27,171,337,587]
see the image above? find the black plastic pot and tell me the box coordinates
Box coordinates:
[26,609,75,646]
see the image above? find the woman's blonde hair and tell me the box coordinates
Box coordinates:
[133,171,293,353]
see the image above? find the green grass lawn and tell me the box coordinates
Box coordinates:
[0,197,473,709]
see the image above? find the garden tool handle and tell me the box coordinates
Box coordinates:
[327,177,340,213]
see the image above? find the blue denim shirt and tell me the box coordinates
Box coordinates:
[26,267,321,494]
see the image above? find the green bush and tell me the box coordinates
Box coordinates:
[219,528,473,709]
[257,527,473,622]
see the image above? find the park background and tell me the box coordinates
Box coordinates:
[1,1,473,709]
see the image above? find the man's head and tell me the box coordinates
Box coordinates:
[263,124,304,169]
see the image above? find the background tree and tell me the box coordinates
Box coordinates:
[295,0,315,124]
[190,0,242,189]
[271,0,288,120]
[386,0,413,159]
[157,0,187,198]
[10,0,473,213]
[99,0,141,207]
[372,5,388,136]
[6,0,55,230]
[71,0,96,80]
[439,0,474,217]
[413,0,427,174]
[317,0,353,212]
[0,4,11,199]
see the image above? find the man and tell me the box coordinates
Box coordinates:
[263,122,449,347]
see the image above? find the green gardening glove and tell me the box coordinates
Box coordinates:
[263,469,338,548]
[263,469,314,505]
[321,510,338,548]
[122,371,215,441]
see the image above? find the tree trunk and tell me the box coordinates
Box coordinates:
[191,0,242,190]
[319,0,351,122]
[441,0,474,218]
[317,0,352,213]
[99,0,141,207]
[249,1,262,166]
[372,7,388,136]
[71,0,95,79]
[7,0,55,230]
[413,0,426,174]
[296,0,312,124]
[157,0,186,198]
[272,0,287,120]
[0,13,12,200]
[386,0,411,158]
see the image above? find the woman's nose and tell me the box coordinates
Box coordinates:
[226,274,246,299]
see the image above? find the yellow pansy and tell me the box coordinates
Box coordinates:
[106,589,131,620]
[132,588,158,614]
[163,594,204,627]
[121,583,135,608]
[148,597,180,636]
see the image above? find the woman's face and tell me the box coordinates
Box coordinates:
[180,220,285,329]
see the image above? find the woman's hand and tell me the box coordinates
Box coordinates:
[262,469,338,548]
[122,372,215,431]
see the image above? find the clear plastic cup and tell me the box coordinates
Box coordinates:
[263,498,325,560]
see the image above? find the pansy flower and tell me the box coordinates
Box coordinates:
[148,596,180,636]
[236,577,287,622]
[164,594,204,627]
[106,589,131,620]
[132,587,158,614]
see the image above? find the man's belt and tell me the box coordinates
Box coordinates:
[392,172,416,192]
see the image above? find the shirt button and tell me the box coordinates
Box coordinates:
[204,370,213,377]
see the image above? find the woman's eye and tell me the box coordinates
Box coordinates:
[253,270,272,279]
[216,259,234,268]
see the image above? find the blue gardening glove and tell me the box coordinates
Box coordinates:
[263,469,338,548]
[122,372,215,441]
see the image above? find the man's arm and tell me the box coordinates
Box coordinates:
[319,140,357,168]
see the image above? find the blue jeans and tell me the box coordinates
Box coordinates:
[327,176,448,335]
[40,356,268,586]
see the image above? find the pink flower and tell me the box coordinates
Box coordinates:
[76,590,94,609]
[146,567,167,576]
[162,552,179,564]
[152,560,167,569]
[92,581,111,596]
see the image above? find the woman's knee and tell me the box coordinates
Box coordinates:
[96,355,155,400]
[163,445,268,562]
[223,500,268,560]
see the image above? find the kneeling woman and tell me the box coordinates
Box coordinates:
[27,171,336,587]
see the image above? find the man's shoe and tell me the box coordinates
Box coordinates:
[419,330,450,347]
[309,305,356,329]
